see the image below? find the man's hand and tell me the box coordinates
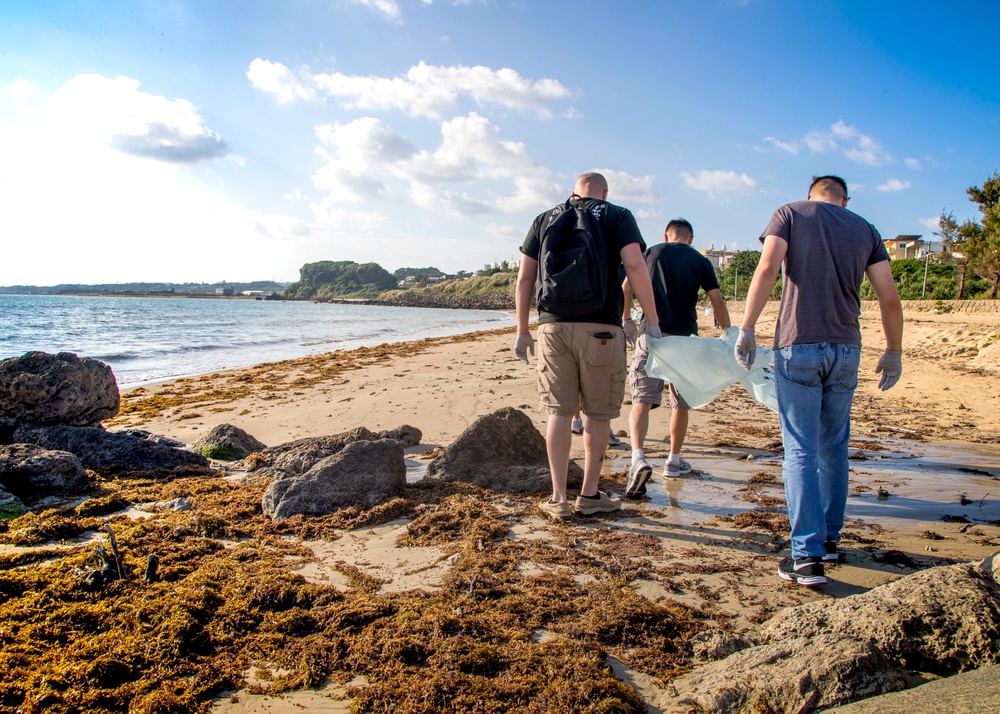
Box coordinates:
[623,319,638,348]
[646,324,662,339]
[514,333,535,364]
[735,327,756,369]
[875,349,902,391]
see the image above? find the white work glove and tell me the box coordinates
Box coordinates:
[735,326,756,369]
[875,349,902,391]
[514,333,535,364]
[646,324,662,339]
[622,319,638,348]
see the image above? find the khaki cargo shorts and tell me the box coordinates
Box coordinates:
[629,334,690,410]
[535,321,627,420]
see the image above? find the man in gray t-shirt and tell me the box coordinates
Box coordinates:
[735,175,903,587]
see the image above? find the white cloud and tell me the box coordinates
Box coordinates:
[485,222,521,242]
[246,59,317,104]
[353,0,402,22]
[596,168,659,203]
[803,130,838,153]
[252,60,575,118]
[680,170,757,199]
[905,157,921,170]
[794,121,891,167]
[762,136,799,154]
[919,216,941,230]
[877,178,910,192]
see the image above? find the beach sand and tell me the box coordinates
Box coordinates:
[91,302,1000,711]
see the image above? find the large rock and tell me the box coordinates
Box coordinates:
[826,663,1000,713]
[0,352,119,427]
[762,562,1000,674]
[673,559,1000,713]
[191,423,267,461]
[0,443,89,499]
[261,438,405,521]
[425,407,582,493]
[0,484,26,519]
[12,424,210,476]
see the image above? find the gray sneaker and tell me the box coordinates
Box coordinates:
[571,417,584,434]
[625,457,652,499]
[663,457,692,477]
[608,431,624,447]
[574,491,621,515]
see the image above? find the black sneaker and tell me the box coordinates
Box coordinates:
[778,556,826,586]
[823,540,839,562]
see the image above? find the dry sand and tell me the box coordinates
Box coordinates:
[105,300,1000,712]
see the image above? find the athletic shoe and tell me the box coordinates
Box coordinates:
[625,457,653,500]
[571,418,584,434]
[663,457,693,477]
[538,499,572,521]
[608,432,624,447]
[574,491,621,515]
[778,556,827,586]
[823,540,840,562]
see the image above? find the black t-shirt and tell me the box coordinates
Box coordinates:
[520,197,646,326]
[641,242,720,337]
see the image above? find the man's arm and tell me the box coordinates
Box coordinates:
[706,288,731,329]
[866,259,904,390]
[621,243,659,333]
[735,234,786,368]
[621,276,633,322]
[514,253,537,363]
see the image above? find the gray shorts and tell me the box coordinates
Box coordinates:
[629,334,690,410]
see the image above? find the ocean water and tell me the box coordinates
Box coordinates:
[1,295,514,388]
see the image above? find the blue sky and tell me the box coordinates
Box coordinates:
[2,1,998,286]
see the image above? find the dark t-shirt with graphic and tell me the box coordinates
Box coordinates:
[520,197,645,326]
[640,242,720,337]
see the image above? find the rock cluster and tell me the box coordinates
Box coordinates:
[0,351,211,516]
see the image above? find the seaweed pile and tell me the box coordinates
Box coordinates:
[0,474,709,713]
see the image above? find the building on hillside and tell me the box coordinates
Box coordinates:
[883,235,945,260]
[699,245,737,269]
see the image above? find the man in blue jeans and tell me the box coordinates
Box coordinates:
[735,175,903,586]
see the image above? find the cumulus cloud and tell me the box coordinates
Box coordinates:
[596,168,659,203]
[250,60,575,118]
[769,120,891,167]
[111,122,228,163]
[905,157,921,170]
[762,136,799,154]
[680,170,757,199]
[919,216,941,230]
[353,0,402,22]
[877,178,910,192]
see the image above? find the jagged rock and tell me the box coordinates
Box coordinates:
[112,429,186,448]
[677,634,906,713]
[138,497,192,512]
[261,438,405,521]
[690,629,756,663]
[0,484,25,519]
[674,558,1000,713]
[425,407,582,493]
[12,424,211,476]
[763,562,1000,674]
[233,427,379,477]
[190,423,267,461]
[824,663,1000,713]
[0,352,119,427]
[0,443,89,500]
[377,424,422,447]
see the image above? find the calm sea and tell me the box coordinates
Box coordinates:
[1,295,514,389]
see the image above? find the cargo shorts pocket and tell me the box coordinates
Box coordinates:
[586,330,618,367]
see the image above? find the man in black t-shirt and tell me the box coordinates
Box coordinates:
[515,172,660,520]
[622,219,730,498]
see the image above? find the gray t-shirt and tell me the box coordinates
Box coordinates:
[761,200,889,349]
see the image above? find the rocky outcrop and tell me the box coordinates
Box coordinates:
[12,424,210,476]
[0,484,26,519]
[262,439,406,521]
[0,352,119,427]
[191,423,267,461]
[674,558,1000,713]
[425,407,582,493]
[0,443,89,501]
[235,425,420,478]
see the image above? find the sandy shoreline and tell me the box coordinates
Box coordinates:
[5,302,999,712]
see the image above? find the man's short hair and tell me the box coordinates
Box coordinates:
[665,218,693,236]
[808,175,849,200]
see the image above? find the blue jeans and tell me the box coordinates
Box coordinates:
[775,343,861,560]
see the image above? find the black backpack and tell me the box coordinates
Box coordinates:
[536,199,608,317]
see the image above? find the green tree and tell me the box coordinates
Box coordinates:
[965,173,1000,298]
[935,210,969,299]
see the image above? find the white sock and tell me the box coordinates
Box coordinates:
[668,453,681,465]
[632,449,644,463]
